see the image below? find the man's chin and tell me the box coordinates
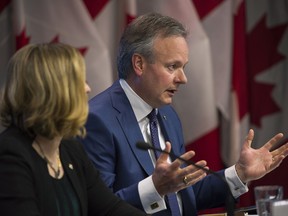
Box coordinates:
[161,98,173,106]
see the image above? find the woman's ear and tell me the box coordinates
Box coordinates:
[132,54,144,76]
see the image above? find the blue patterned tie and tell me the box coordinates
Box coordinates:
[148,109,181,216]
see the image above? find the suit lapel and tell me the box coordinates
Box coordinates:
[111,82,155,175]
[117,113,155,175]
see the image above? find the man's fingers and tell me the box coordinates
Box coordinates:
[244,129,284,152]
[263,133,284,151]
[157,142,172,162]
[181,167,208,186]
[169,150,196,170]
[180,160,208,178]
[244,129,254,148]
[271,142,288,159]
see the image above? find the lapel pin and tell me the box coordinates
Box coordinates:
[163,115,167,120]
[68,164,74,170]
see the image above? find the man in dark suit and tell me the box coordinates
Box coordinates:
[81,13,288,215]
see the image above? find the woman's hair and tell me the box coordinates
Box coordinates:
[117,12,188,79]
[0,43,88,139]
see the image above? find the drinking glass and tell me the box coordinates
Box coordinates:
[254,185,283,216]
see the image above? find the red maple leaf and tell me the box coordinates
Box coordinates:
[126,13,135,25]
[15,32,88,56]
[50,35,60,43]
[50,35,88,55]
[0,0,11,13]
[192,0,224,20]
[77,47,88,55]
[16,28,30,50]
[82,0,109,19]
[247,15,287,127]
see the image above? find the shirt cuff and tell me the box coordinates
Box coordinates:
[225,165,249,198]
[138,175,167,214]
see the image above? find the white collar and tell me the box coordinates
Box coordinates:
[119,79,155,122]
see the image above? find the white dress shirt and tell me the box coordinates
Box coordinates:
[119,79,248,214]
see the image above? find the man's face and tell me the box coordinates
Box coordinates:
[136,36,188,108]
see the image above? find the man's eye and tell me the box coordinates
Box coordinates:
[167,65,176,71]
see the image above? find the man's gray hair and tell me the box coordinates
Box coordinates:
[117,12,188,79]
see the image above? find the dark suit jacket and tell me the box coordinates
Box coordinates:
[0,126,147,216]
[82,80,229,216]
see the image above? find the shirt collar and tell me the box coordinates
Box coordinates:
[119,79,155,122]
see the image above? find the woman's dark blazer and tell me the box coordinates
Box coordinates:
[0,126,147,216]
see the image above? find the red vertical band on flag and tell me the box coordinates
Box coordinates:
[232,2,248,120]
[185,127,223,171]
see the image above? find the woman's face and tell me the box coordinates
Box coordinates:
[85,82,91,94]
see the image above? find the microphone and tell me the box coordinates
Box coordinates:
[136,141,236,216]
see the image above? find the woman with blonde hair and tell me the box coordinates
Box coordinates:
[0,43,147,216]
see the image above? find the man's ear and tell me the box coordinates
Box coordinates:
[132,54,144,76]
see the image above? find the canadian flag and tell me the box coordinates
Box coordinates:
[193,0,288,208]
[239,0,288,207]
[0,0,118,99]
